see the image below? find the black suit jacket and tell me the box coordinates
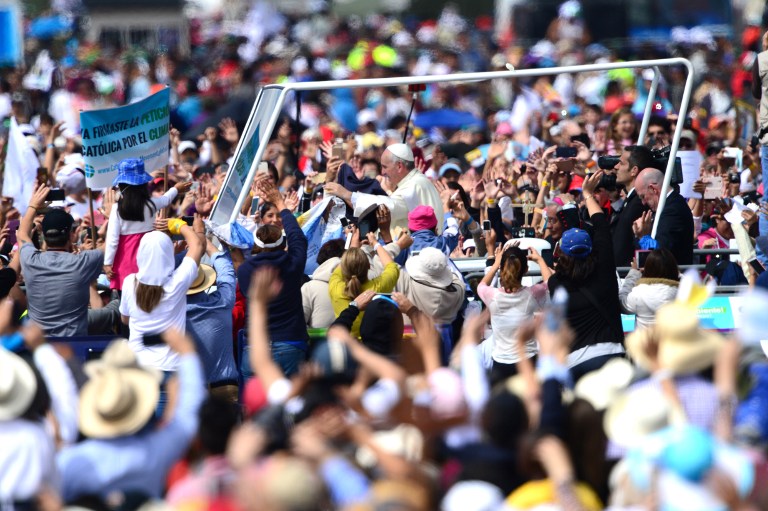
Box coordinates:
[655,191,695,265]
[612,190,648,267]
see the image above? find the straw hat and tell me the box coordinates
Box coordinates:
[78,367,160,438]
[604,386,672,449]
[574,358,634,411]
[84,340,162,382]
[0,348,37,421]
[625,302,724,375]
[187,264,217,295]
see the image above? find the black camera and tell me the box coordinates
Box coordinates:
[650,146,684,185]
[597,155,620,170]
[596,173,618,191]
[728,173,740,184]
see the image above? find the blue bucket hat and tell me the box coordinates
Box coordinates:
[560,228,592,258]
[112,158,153,187]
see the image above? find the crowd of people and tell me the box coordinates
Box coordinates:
[4,1,768,510]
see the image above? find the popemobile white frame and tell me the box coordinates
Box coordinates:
[210,58,695,243]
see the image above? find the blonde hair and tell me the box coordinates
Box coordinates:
[340,248,370,300]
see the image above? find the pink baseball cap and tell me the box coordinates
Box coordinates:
[408,205,438,232]
[495,122,513,136]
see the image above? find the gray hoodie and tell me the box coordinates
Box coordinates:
[302,257,341,329]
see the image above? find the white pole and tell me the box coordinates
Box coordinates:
[209,58,696,228]
[651,60,695,239]
[637,66,661,145]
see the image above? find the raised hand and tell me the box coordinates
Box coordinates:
[204,126,217,142]
[284,190,300,212]
[169,127,181,148]
[414,156,427,174]
[470,179,486,204]
[483,177,501,200]
[194,185,215,217]
[376,205,391,233]
[249,266,283,304]
[632,210,654,238]
[218,117,239,145]
[320,140,334,161]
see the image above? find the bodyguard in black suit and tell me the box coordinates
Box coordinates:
[635,168,695,265]
[611,146,654,266]
[652,190,695,265]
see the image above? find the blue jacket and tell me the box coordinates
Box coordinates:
[395,213,459,265]
[186,252,238,384]
[237,210,309,343]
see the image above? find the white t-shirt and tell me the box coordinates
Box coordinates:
[120,257,198,371]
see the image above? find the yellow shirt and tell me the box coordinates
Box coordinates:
[505,479,602,510]
[329,262,400,338]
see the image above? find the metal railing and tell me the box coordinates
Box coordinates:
[454,248,750,295]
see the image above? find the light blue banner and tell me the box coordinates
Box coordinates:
[622,296,739,333]
[80,88,170,189]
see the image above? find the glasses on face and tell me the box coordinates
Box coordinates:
[647,130,665,137]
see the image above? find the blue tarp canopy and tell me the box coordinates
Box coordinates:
[413,109,484,130]
[28,15,73,39]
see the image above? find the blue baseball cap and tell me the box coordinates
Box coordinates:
[438,160,462,178]
[560,228,592,258]
[112,158,153,187]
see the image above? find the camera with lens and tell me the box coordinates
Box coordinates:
[650,146,684,185]
[596,173,618,191]
[728,173,740,184]
[597,155,620,170]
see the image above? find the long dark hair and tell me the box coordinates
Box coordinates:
[118,184,156,222]
[642,248,680,281]
[554,251,598,283]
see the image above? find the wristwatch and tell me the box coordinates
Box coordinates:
[349,300,359,309]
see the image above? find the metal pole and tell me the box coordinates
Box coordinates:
[210,58,697,229]
[637,66,661,145]
[228,89,291,224]
[652,59,695,239]
[275,58,694,93]
[208,88,263,222]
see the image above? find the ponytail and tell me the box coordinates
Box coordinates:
[339,248,369,300]
[345,275,362,301]
[499,247,527,293]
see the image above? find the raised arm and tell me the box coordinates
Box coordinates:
[168,214,206,265]
[579,170,605,218]
[19,183,50,245]
[367,232,394,266]
[247,267,286,390]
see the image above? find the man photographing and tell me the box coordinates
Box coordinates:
[19,183,104,337]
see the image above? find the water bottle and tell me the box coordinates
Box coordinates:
[545,287,568,332]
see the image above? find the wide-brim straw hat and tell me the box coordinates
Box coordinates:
[0,348,37,421]
[84,339,162,382]
[79,367,159,438]
[187,264,217,295]
[604,385,672,449]
[625,302,724,376]
[574,357,634,412]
